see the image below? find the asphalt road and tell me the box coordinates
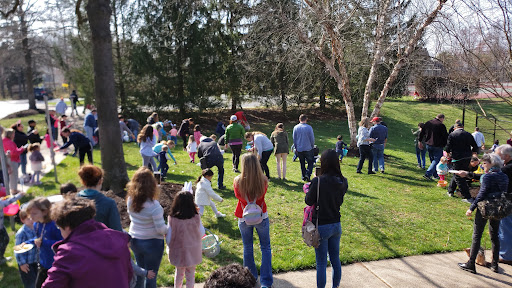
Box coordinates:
[0,99,60,119]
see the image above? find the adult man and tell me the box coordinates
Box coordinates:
[126,118,140,139]
[472,127,485,154]
[445,122,478,202]
[83,109,97,146]
[55,97,67,116]
[118,115,135,142]
[293,114,315,181]
[56,128,93,166]
[198,136,225,189]
[369,117,388,173]
[177,118,194,150]
[69,90,79,116]
[418,114,448,180]
[495,144,512,264]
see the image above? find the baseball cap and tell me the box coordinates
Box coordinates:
[230,115,237,121]
[371,117,380,122]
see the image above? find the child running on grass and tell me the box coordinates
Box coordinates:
[194,168,225,218]
[167,191,204,288]
[335,135,347,163]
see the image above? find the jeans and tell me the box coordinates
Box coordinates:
[84,126,95,146]
[19,262,38,288]
[142,155,157,171]
[169,135,177,145]
[425,145,443,178]
[230,144,242,170]
[131,238,164,288]
[260,150,273,179]
[206,155,224,188]
[238,218,273,287]
[356,145,373,173]
[51,127,58,141]
[499,214,512,260]
[298,149,314,180]
[336,150,344,162]
[415,146,426,168]
[447,159,471,199]
[371,144,385,172]
[20,153,27,175]
[315,222,342,288]
[469,209,500,265]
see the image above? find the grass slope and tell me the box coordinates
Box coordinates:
[1,98,505,287]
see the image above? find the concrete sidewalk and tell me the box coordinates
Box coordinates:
[194,251,512,287]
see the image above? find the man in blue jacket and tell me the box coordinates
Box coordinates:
[369,117,388,173]
[56,128,93,166]
[83,109,97,146]
[293,114,315,181]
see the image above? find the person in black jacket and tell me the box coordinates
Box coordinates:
[55,128,93,166]
[177,118,194,150]
[198,136,225,189]
[305,149,347,288]
[418,114,448,180]
[445,122,478,201]
[12,122,29,177]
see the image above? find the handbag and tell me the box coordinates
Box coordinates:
[302,177,320,248]
[477,192,512,220]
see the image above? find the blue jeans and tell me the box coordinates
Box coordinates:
[425,145,443,177]
[371,144,385,172]
[84,126,95,146]
[336,150,344,161]
[131,238,164,288]
[169,135,177,145]
[298,149,314,180]
[415,146,426,168]
[238,218,273,287]
[20,153,27,175]
[19,262,38,288]
[315,222,342,288]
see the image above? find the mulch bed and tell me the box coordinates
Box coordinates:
[104,182,184,229]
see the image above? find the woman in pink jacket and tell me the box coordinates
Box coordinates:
[3,128,26,194]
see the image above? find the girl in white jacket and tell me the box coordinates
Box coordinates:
[194,169,226,217]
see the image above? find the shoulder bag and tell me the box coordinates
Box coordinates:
[477,192,512,220]
[302,177,320,248]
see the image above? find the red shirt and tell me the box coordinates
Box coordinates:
[233,177,268,218]
[3,137,24,163]
[234,111,248,125]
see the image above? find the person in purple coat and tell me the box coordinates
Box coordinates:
[42,196,133,288]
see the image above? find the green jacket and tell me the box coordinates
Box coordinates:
[225,123,245,146]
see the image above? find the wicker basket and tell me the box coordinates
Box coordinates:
[202,228,221,258]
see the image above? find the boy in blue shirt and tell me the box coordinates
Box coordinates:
[335,135,348,163]
[15,208,38,288]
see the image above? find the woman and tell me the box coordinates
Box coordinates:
[127,167,167,288]
[138,125,157,171]
[458,153,509,274]
[224,115,246,173]
[412,123,426,169]
[12,122,29,178]
[245,132,274,179]
[43,197,132,287]
[233,154,272,288]
[356,117,376,174]
[270,123,289,180]
[177,118,194,150]
[77,165,122,231]
[2,128,26,194]
[147,112,159,125]
[305,149,348,288]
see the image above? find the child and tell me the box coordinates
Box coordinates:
[194,169,225,217]
[436,156,449,182]
[167,191,204,288]
[194,125,202,145]
[15,208,38,288]
[28,143,44,185]
[187,135,197,163]
[153,140,177,167]
[291,144,298,162]
[130,258,155,288]
[25,197,63,287]
[60,182,78,195]
[170,124,178,146]
[0,191,25,264]
[44,129,58,149]
[491,139,499,152]
[335,135,347,162]
[159,146,170,179]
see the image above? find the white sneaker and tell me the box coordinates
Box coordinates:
[216,212,226,218]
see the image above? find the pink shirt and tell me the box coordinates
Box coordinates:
[170,128,178,137]
[2,138,25,163]
[194,131,202,145]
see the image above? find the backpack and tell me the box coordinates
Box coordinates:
[242,196,263,226]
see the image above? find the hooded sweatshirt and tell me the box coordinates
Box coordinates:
[42,219,133,288]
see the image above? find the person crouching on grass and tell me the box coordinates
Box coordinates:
[41,196,133,287]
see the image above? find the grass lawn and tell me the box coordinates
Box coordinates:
[1,98,509,287]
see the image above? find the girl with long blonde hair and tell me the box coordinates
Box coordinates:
[233,153,273,288]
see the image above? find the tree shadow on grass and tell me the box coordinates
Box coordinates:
[346,190,378,199]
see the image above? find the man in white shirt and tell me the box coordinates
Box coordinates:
[472,127,485,154]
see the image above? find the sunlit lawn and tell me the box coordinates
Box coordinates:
[1,98,508,287]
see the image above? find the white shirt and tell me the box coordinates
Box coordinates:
[127,197,167,240]
[472,131,485,147]
[253,134,274,157]
[194,177,223,205]
[187,141,197,153]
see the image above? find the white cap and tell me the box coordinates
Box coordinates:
[230,115,237,121]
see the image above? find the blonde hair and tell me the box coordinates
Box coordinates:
[26,197,52,223]
[3,128,15,139]
[440,156,448,163]
[235,154,267,201]
[166,140,175,147]
[188,135,195,144]
[359,117,370,128]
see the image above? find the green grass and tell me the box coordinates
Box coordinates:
[0,114,49,133]
[2,98,509,287]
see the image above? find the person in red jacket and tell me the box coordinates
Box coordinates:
[3,128,26,194]
[42,196,133,288]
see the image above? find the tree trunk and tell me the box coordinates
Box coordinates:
[319,78,326,109]
[279,67,287,113]
[20,8,35,109]
[176,42,186,115]
[86,0,129,194]
[231,96,238,111]
[112,0,126,113]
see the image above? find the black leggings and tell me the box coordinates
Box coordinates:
[469,209,500,265]
[357,145,373,173]
[260,150,272,179]
[181,135,188,149]
[230,144,242,169]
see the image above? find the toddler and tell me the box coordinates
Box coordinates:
[28,143,44,185]
[60,182,78,195]
[491,139,499,152]
[167,191,205,288]
[159,146,170,179]
[335,135,347,162]
[194,169,225,217]
[187,135,197,163]
[169,124,178,145]
[436,156,449,181]
[194,125,202,145]
[0,191,25,264]
[15,208,38,288]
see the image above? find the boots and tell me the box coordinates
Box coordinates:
[458,261,476,274]
[490,262,499,273]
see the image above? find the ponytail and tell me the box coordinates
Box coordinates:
[195,168,214,184]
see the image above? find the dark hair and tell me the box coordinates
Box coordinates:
[299,114,308,122]
[319,149,343,178]
[28,120,36,125]
[337,135,342,140]
[62,128,71,134]
[437,114,445,119]
[194,124,201,132]
[91,109,97,113]
[60,182,78,195]
[418,123,424,129]
[204,263,256,288]
[188,118,194,123]
[127,167,159,213]
[170,191,197,220]
[78,165,103,187]
[471,156,480,162]
[475,127,480,131]
[274,123,284,131]
[28,143,40,152]
[494,139,499,145]
[196,168,214,184]
[118,115,124,120]
[51,196,96,230]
